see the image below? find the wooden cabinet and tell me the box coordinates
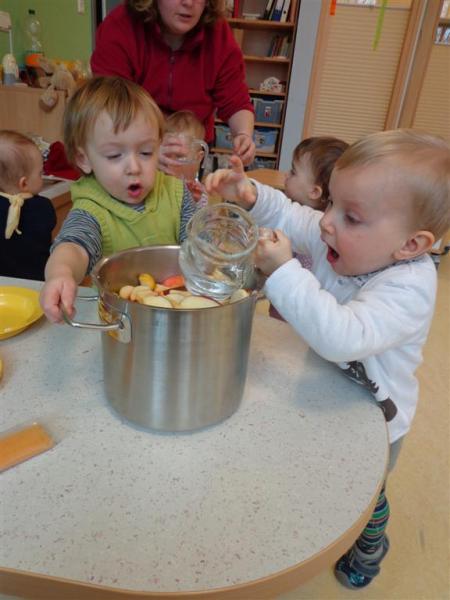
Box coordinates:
[212,0,299,167]
[0,85,67,143]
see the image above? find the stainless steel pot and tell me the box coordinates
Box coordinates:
[64,246,257,432]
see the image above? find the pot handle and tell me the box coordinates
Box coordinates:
[61,298,131,344]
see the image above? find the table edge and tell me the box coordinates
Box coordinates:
[0,475,386,600]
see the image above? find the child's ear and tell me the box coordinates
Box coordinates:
[18,176,28,191]
[309,185,322,201]
[394,230,435,261]
[75,148,92,174]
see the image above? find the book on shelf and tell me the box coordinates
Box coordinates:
[263,0,276,20]
[232,0,240,18]
[270,0,285,22]
[267,34,290,58]
[280,0,291,22]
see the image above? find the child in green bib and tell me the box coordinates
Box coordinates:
[40,76,198,323]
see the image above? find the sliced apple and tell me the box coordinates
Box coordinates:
[162,274,185,289]
[141,295,173,308]
[229,289,249,303]
[135,289,158,304]
[154,284,169,295]
[130,285,152,302]
[138,273,156,290]
[179,295,220,309]
[119,285,134,300]
[166,292,187,307]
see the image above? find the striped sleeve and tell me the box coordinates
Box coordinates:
[179,183,198,242]
[51,209,103,274]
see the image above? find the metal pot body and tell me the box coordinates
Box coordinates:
[92,246,256,432]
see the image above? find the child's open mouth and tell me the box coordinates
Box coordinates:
[128,183,142,199]
[327,245,339,264]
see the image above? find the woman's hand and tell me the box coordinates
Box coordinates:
[255,229,293,277]
[232,133,256,166]
[205,155,256,209]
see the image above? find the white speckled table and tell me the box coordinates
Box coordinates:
[0,277,388,599]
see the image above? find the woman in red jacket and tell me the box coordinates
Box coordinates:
[91,0,256,166]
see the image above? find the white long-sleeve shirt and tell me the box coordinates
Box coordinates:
[250,180,437,443]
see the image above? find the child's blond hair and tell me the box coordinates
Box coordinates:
[63,76,164,165]
[0,130,40,192]
[165,110,206,140]
[336,129,450,240]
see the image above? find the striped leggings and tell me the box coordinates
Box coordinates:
[354,438,402,555]
[356,484,389,555]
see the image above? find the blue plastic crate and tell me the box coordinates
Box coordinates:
[254,127,278,153]
[253,98,284,124]
[251,157,277,170]
[214,124,234,150]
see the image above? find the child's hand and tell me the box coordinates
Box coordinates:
[205,155,256,209]
[40,275,78,324]
[255,229,293,277]
[186,179,205,202]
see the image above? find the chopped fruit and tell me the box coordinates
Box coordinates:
[138,273,156,290]
[161,274,185,289]
[141,295,173,308]
[179,296,220,309]
[135,289,158,304]
[166,292,187,307]
[130,285,154,302]
[154,284,169,295]
[119,285,134,300]
[229,289,249,303]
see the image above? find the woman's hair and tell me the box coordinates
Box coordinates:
[63,76,164,165]
[126,0,225,26]
[293,136,349,206]
[336,129,450,240]
[165,110,205,140]
[0,130,40,192]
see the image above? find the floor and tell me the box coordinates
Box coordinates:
[274,252,450,600]
[1,255,448,600]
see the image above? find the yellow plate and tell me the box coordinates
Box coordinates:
[0,286,43,340]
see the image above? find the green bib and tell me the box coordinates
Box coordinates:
[71,171,183,256]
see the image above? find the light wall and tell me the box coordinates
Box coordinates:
[0,0,92,65]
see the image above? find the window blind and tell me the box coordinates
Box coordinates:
[412,45,450,140]
[308,6,410,142]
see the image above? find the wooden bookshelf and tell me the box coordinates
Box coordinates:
[213,0,300,168]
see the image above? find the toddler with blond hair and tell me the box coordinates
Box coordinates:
[40,76,198,323]
[206,129,450,589]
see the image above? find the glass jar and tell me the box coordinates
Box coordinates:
[179,203,260,301]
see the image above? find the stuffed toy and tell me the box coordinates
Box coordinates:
[39,63,76,112]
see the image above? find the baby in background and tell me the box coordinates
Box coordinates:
[269,136,348,319]
[40,76,198,324]
[162,110,209,207]
[0,130,56,281]
[206,129,450,590]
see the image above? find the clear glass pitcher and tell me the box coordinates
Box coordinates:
[179,203,260,301]
[162,132,209,182]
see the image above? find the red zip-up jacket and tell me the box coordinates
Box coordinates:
[91,5,254,143]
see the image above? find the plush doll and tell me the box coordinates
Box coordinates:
[39,63,76,112]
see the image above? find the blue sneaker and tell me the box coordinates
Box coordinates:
[334,536,390,589]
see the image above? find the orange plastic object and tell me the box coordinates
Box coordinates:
[161,275,185,289]
[0,423,54,472]
[25,53,44,67]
